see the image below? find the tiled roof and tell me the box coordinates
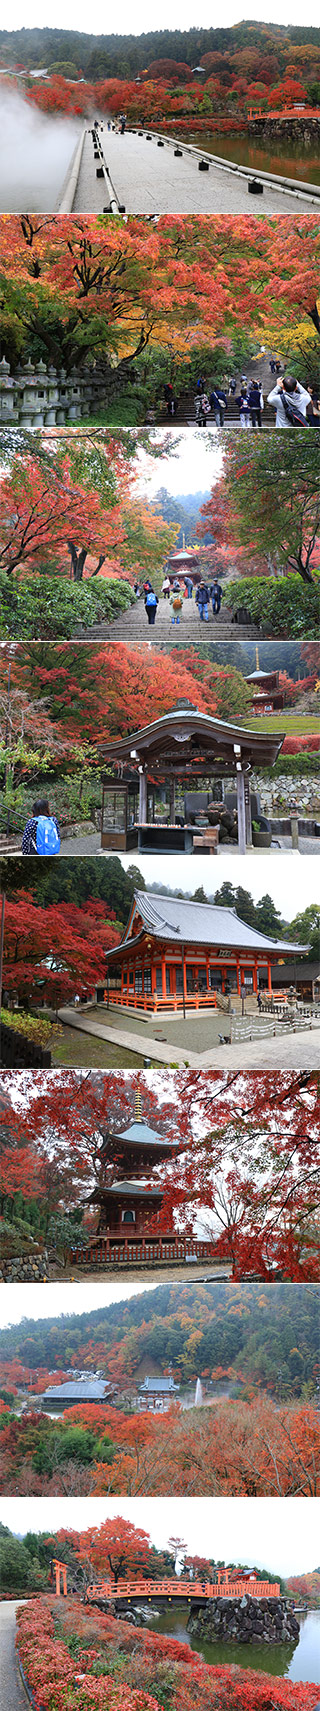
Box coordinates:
[131,892,307,955]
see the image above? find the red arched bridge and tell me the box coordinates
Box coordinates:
[51,1560,280,1605]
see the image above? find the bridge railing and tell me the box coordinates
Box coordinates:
[86,1576,280,1601]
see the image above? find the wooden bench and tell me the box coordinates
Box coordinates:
[193,828,219,853]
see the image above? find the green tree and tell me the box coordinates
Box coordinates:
[287,904,320,961]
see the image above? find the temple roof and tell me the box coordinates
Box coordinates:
[40,1380,110,1401]
[98,1177,163,1199]
[140,1375,178,1392]
[110,891,308,957]
[99,706,284,772]
[114,1119,177,1153]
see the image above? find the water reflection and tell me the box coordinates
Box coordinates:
[146,1605,320,1684]
[178,128,320,188]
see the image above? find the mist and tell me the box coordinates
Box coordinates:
[0,85,81,211]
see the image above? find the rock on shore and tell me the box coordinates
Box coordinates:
[187,1596,300,1645]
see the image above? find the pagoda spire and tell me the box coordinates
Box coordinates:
[255,645,260,670]
[135,1077,142,1122]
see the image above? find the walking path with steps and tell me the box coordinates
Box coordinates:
[76,591,260,644]
[70,124,320,216]
[0,1603,27,1711]
[59,1006,320,1069]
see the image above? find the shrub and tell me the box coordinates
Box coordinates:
[225,574,320,639]
[0,575,135,640]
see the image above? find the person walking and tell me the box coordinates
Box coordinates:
[247,379,263,429]
[161,574,171,599]
[22,798,60,855]
[195,391,211,426]
[195,580,210,622]
[210,579,222,615]
[236,388,251,430]
[209,385,228,427]
[144,586,158,625]
[184,575,193,599]
[170,585,183,625]
[267,374,310,427]
[164,382,176,417]
[229,375,236,396]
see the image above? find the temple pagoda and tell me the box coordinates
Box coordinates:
[88,1083,178,1244]
[246,648,284,714]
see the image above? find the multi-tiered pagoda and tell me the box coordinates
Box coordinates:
[89,1085,178,1246]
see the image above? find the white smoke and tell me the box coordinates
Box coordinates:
[0,83,81,210]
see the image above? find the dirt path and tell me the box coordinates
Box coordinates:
[0,1603,27,1711]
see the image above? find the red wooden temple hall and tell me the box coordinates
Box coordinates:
[86,1082,178,1243]
[98,703,285,856]
[100,890,308,1011]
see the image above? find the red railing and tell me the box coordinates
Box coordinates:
[69,1236,218,1268]
[86,1576,280,1602]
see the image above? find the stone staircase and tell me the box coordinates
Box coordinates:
[80,593,260,644]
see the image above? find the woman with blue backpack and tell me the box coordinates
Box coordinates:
[22,798,61,855]
[144,586,158,626]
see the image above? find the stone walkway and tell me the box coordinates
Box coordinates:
[77,591,259,644]
[0,1603,27,1711]
[72,126,319,215]
[59,831,320,856]
[59,1006,320,1069]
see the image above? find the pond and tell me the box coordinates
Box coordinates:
[145,1604,320,1683]
[178,128,320,188]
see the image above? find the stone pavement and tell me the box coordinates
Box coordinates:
[59,1006,320,1069]
[59,830,320,856]
[0,1603,27,1711]
[72,126,319,215]
[77,591,259,644]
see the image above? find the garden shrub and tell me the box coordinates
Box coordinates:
[225,574,320,639]
[0,575,135,640]
[15,1597,320,1711]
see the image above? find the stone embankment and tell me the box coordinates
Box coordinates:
[0,1248,49,1282]
[248,115,320,145]
[187,1595,300,1646]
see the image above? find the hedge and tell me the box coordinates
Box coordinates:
[0,575,135,640]
[225,574,320,639]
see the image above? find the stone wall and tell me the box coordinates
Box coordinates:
[247,115,320,146]
[0,356,123,428]
[0,1249,49,1281]
[252,771,320,816]
[187,1594,300,1646]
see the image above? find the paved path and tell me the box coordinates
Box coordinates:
[72,126,319,215]
[0,1603,27,1711]
[59,831,320,856]
[77,591,259,644]
[59,1007,320,1069]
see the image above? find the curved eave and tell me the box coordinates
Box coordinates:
[98,709,285,770]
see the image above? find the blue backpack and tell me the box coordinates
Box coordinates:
[146,590,157,606]
[35,816,60,855]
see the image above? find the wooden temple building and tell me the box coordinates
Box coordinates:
[100,889,308,1013]
[99,702,285,856]
[86,1084,178,1246]
[246,646,284,714]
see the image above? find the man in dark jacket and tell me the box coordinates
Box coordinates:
[210,580,222,614]
[209,386,227,426]
[195,581,210,621]
[247,380,262,428]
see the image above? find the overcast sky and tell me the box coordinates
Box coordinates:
[6,3,320,35]
[136,432,222,499]
[0,1276,159,1330]
[118,851,320,921]
[1,1496,319,1574]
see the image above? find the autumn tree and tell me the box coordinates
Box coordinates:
[1,890,120,1011]
[200,437,320,586]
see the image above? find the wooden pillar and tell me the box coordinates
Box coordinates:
[161,951,166,999]
[121,964,124,1003]
[244,773,252,847]
[236,958,241,996]
[236,767,246,855]
[139,768,148,824]
[169,776,175,824]
[253,962,258,994]
[268,960,272,994]
[206,953,210,993]
[182,944,187,1019]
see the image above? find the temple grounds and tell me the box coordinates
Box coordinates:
[59,1004,320,1068]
